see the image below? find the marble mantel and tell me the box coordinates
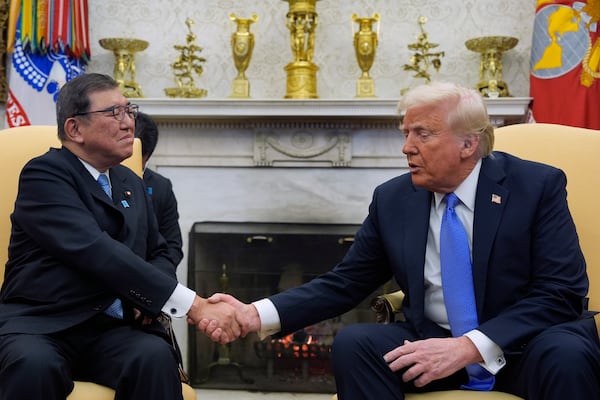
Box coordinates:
[139,97,531,170]
[144,96,530,369]
[137,97,531,124]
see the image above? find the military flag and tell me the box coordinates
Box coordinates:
[529,0,600,129]
[5,0,89,127]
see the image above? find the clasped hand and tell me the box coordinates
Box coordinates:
[188,293,261,344]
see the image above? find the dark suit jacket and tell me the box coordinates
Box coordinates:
[0,146,179,335]
[269,151,588,354]
[143,168,183,267]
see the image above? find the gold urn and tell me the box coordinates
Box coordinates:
[229,13,258,98]
[352,13,380,98]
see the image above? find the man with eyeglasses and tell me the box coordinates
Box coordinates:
[0,73,239,400]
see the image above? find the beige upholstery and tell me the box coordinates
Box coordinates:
[333,392,522,400]
[0,125,196,400]
[343,123,600,400]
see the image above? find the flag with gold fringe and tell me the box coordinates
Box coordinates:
[529,0,600,129]
[4,0,89,127]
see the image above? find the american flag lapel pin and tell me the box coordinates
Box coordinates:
[491,194,502,204]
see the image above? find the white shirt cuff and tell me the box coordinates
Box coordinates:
[252,298,281,339]
[464,329,506,374]
[162,283,196,318]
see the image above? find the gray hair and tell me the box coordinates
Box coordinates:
[398,81,495,157]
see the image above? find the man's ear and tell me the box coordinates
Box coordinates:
[460,134,480,158]
[64,118,84,143]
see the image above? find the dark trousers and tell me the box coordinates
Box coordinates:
[0,314,183,400]
[332,317,600,400]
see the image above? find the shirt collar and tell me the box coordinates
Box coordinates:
[433,159,482,211]
[79,158,109,181]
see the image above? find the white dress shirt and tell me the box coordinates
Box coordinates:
[254,159,506,374]
[81,160,195,318]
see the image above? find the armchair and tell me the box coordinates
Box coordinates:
[365,123,600,400]
[0,125,196,400]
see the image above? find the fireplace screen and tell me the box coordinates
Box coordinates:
[187,221,387,393]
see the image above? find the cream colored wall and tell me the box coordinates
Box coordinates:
[87,0,535,99]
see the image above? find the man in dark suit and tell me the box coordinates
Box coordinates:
[204,82,600,399]
[135,112,183,268]
[0,73,239,400]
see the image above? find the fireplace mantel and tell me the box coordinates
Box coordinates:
[147,96,531,372]
[136,97,532,126]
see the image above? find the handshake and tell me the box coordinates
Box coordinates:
[186,293,260,344]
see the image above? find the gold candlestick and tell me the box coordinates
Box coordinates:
[229,13,258,99]
[99,37,148,98]
[465,35,518,98]
[282,0,320,99]
[164,18,207,98]
[401,16,444,94]
[352,13,380,98]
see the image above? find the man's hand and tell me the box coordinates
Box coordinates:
[383,336,482,387]
[198,293,261,339]
[186,295,241,344]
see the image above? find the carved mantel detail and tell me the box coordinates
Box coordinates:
[255,130,351,167]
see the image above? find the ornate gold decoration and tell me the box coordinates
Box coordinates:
[401,16,444,94]
[282,0,320,99]
[164,18,207,98]
[352,13,380,98]
[465,36,518,98]
[229,13,258,98]
[99,37,148,98]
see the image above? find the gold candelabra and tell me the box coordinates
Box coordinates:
[99,37,149,98]
[282,0,320,99]
[229,13,258,99]
[164,18,207,98]
[401,16,444,94]
[352,13,380,98]
[465,36,518,98]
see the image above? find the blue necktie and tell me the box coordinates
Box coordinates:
[97,174,123,319]
[440,193,495,391]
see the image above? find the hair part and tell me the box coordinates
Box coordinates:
[397,81,495,157]
[56,73,119,141]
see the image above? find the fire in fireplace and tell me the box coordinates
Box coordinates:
[187,221,387,393]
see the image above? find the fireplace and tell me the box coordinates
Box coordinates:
[187,221,389,393]
[136,98,530,393]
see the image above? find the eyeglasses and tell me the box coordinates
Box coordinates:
[72,104,139,121]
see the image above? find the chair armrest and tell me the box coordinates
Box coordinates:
[370,290,406,323]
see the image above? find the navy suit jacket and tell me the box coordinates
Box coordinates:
[0,146,179,335]
[143,168,183,267]
[269,151,588,354]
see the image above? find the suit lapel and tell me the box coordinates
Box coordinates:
[472,155,508,315]
[401,187,431,319]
